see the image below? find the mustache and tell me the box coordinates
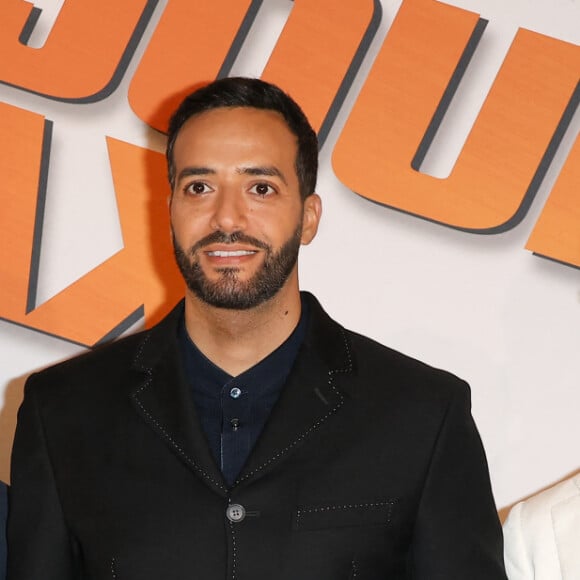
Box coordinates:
[188,231,270,255]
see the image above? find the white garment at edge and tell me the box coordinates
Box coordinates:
[504,474,580,580]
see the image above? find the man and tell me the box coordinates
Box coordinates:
[0,482,6,580]
[8,77,506,579]
[503,473,580,578]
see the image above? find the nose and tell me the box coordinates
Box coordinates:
[209,190,248,233]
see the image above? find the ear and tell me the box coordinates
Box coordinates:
[300,193,322,245]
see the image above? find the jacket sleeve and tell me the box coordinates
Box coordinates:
[503,502,534,579]
[408,381,507,579]
[7,377,80,580]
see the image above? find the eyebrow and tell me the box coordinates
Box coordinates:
[176,165,288,185]
[176,167,216,182]
[236,166,288,185]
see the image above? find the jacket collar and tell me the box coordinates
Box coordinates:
[129,293,355,493]
[130,300,229,495]
[235,292,354,487]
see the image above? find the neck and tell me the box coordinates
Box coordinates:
[183,282,303,376]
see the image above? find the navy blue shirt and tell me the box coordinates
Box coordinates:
[179,301,309,486]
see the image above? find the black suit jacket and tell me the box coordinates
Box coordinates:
[0,482,6,580]
[8,293,506,579]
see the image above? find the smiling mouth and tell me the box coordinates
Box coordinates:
[206,250,257,257]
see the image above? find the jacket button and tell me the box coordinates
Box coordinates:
[226,504,246,523]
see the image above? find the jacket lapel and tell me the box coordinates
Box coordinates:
[129,301,228,496]
[553,475,580,580]
[127,294,356,493]
[234,293,355,487]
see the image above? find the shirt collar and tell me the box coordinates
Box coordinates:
[179,296,310,395]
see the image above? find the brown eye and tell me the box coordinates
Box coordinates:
[186,182,211,195]
[250,183,275,196]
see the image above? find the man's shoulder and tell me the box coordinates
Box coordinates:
[503,473,580,576]
[344,326,469,398]
[511,474,580,523]
[346,326,454,374]
[25,302,183,400]
[22,330,147,410]
[30,328,147,381]
[305,292,469,401]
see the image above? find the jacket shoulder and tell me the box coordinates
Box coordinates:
[303,292,468,400]
[509,474,580,526]
[344,327,469,399]
[32,328,145,376]
[503,475,580,577]
[24,302,183,403]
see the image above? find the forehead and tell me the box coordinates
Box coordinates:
[176,107,297,145]
[173,107,297,158]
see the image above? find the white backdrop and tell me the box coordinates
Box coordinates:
[0,0,579,516]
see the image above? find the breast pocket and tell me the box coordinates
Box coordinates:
[292,499,397,531]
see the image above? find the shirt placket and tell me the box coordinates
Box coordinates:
[220,381,251,484]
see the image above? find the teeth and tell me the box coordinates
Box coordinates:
[208,250,255,257]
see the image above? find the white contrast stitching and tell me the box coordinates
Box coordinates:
[351,559,358,579]
[229,519,237,580]
[295,499,397,529]
[235,329,353,484]
[132,335,226,491]
[111,557,117,579]
[132,333,151,371]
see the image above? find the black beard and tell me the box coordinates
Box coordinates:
[172,226,302,310]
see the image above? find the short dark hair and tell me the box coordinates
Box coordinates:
[166,77,318,200]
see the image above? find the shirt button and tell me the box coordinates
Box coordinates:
[230,387,242,399]
[226,504,246,523]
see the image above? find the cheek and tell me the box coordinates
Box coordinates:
[170,204,202,236]
[169,210,184,240]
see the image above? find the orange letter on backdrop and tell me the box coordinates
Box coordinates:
[0,101,181,346]
[526,116,580,268]
[129,0,380,140]
[333,0,580,233]
[129,0,258,130]
[0,102,47,320]
[261,0,381,145]
[0,0,154,100]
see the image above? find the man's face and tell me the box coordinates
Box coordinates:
[170,106,320,310]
